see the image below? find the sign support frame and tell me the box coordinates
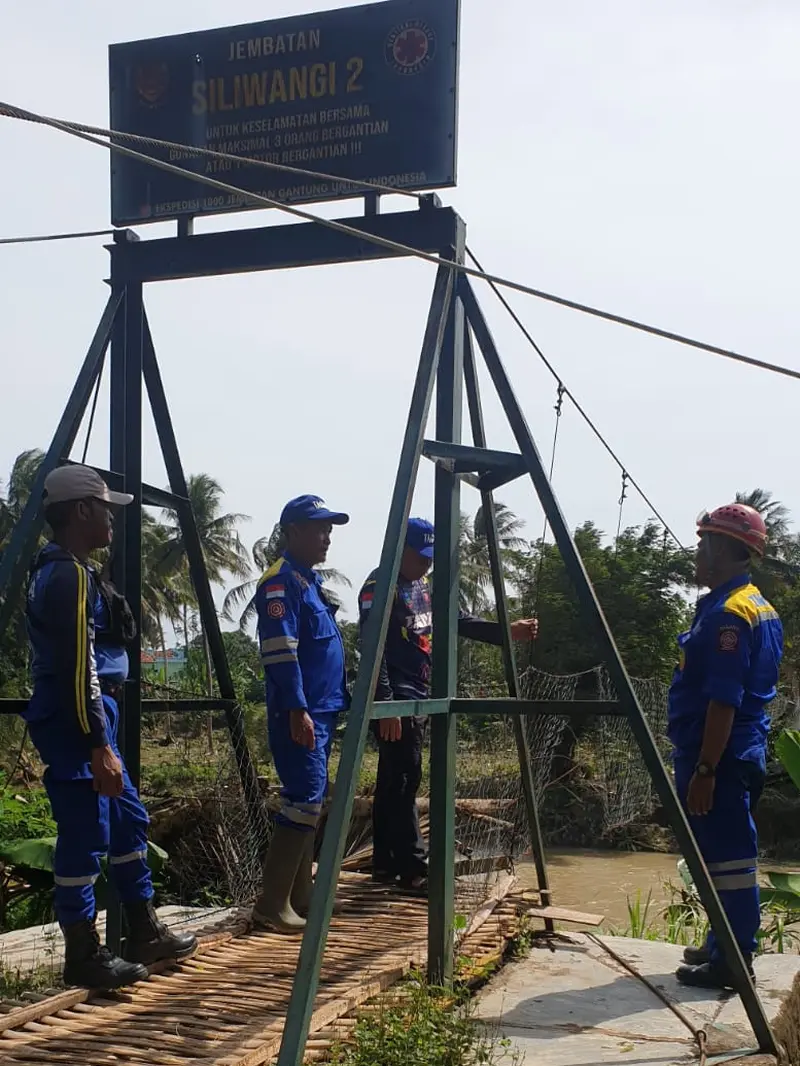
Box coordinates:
[0,199,780,1063]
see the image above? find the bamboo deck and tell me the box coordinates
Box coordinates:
[0,872,519,1066]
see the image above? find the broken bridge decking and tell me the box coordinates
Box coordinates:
[0,872,518,1066]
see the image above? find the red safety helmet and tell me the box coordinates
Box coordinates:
[696,503,767,557]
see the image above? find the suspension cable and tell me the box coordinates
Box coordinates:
[529,383,566,650]
[0,228,115,245]
[465,246,686,550]
[2,99,800,386]
[534,383,566,594]
[615,471,630,551]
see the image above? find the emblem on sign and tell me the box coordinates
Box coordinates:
[385,19,436,75]
[134,62,169,107]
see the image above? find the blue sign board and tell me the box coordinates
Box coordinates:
[108,0,460,226]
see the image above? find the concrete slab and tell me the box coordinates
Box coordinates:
[476,935,796,1066]
[489,1025,694,1065]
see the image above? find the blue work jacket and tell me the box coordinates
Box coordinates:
[667,574,782,764]
[255,553,348,714]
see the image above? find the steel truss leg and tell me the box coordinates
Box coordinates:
[141,316,269,844]
[276,264,455,1066]
[106,279,144,955]
[428,224,466,983]
[459,276,778,1057]
[0,291,123,638]
[462,327,553,929]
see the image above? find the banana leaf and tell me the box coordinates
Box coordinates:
[0,838,168,877]
[775,730,800,792]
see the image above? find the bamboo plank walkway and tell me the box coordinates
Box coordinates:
[0,872,518,1066]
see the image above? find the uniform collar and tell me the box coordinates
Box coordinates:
[283,550,321,584]
[698,572,751,612]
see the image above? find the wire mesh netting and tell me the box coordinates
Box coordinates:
[131,666,796,926]
[139,703,270,912]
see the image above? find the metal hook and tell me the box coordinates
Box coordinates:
[618,471,629,507]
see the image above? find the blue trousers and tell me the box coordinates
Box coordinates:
[674,755,762,961]
[268,710,337,832]
[40,695,153,927]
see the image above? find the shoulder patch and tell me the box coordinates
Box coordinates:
[717,624,741,653]
[267,600,286,619]
[723,583,779,627]
[258,557,291,590]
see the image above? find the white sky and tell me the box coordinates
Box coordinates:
[2,1,799,629]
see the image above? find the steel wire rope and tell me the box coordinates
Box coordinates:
[0,228,115,245]
[529,384,565,668]
[2,99,800,384]
[464,247,687,551]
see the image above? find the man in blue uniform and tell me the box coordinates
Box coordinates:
[358,518,539,894]
[670,503,781,990]
[24,464,196,989]
[252,494,350,933]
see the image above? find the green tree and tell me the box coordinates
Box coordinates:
[515,520,693,679]
[0,450,46,697]
[160,475,251,748]
[459,502,526,616]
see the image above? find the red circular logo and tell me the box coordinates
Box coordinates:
[267,601,286,619]
[385,21,436,75]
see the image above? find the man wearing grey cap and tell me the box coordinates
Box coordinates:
[24,464,196,989]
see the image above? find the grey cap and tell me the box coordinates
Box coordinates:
[42,465,134,508]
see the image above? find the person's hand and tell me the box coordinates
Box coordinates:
[91,745,124,798]
[290,709,316,750]
[510,618,539,642]
[687,773,715,816]
[379,716,403,742]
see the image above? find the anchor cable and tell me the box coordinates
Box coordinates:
[2,99,800,385]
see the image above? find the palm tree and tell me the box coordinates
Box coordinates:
[223,522,351,632]
[735,489,799,596]
[160,474,252,748]
[459,502,526,615]
[0,449,46,544]
[735,489,790,546]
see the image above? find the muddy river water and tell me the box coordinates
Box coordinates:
[516,849,797,931]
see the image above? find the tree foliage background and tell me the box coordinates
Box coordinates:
[3,449,800,702]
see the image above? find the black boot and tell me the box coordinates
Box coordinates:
[123,899,198,966]
[63,918,148,990]
[676,955,755,991]
[682,943,711,966]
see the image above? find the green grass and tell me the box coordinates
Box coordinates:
[324,971,519,1066]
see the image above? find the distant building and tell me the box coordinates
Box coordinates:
[141,646,186,680]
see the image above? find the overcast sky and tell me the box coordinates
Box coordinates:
[2,1,799,631]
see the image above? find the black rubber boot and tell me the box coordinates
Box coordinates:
[682,943,711,966]
[252,824,308,934]
[123,899,198,966]
[63,918,148,990]
[676,956,755,991]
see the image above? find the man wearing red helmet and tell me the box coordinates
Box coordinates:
[669,503,782,990]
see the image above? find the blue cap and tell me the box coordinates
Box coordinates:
[406,517,435,559]
[280,495,349,527]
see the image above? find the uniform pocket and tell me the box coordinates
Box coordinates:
[309,607,337,640]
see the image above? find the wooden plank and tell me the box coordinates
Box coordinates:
[524,905,605,926]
